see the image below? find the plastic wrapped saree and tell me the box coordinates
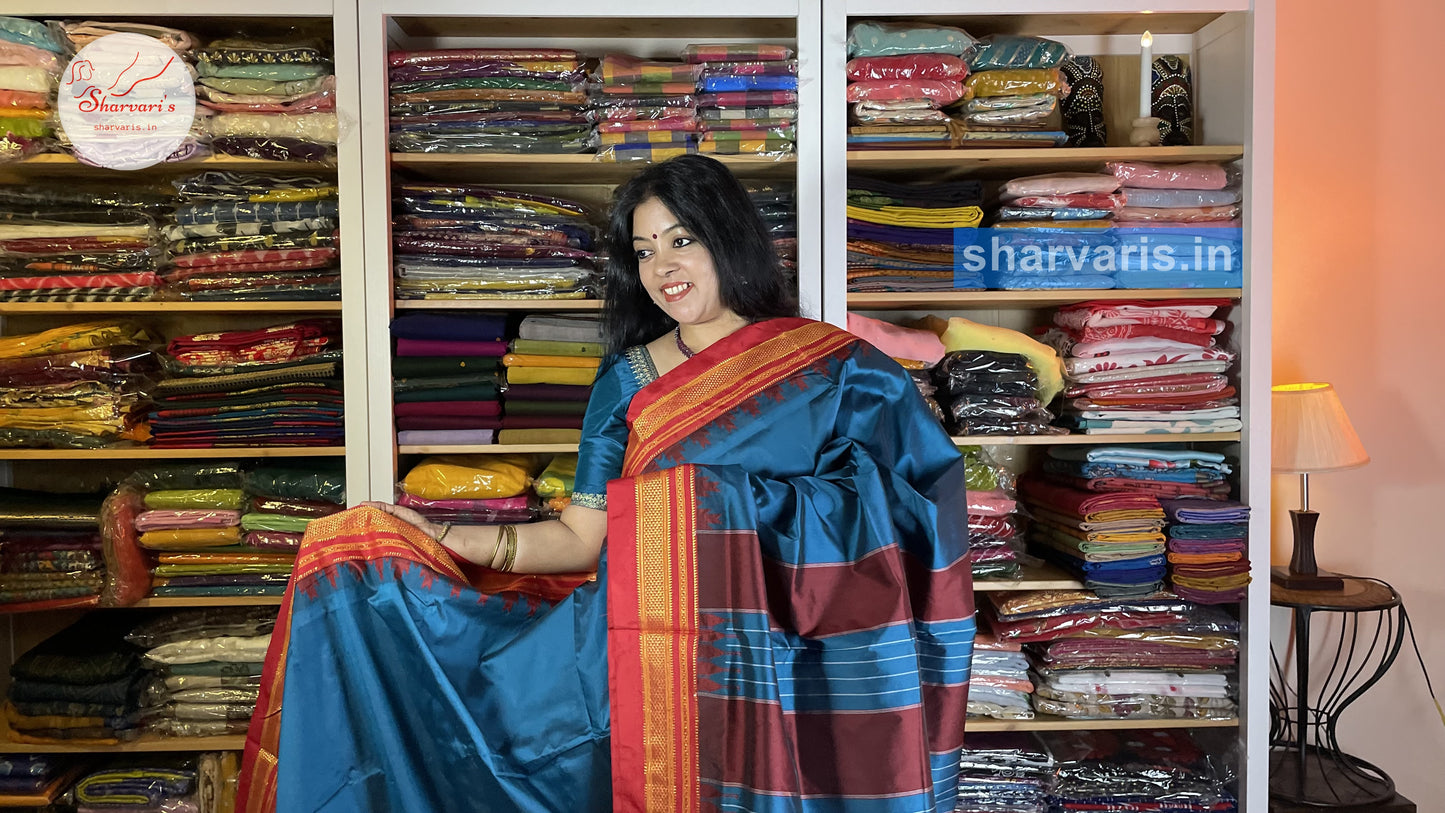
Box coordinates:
[238,317,974,812]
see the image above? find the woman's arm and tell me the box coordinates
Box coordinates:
[360,501,608,573]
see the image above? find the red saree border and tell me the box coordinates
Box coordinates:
[608,466,700,813]
[622,318,856,477]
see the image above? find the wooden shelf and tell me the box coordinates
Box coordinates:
[0,447,345,461]
[849,289,1241,310]
[390,152,797,184]
[953,433,1240,446]
[132,596,284,608]
[400,443,579,455]
[843,4,1244,36]
[394,300,602,311]
[0,302,343,315]
[974,562,1083,592]
[2,154,334,178]
[0,734,245,754]
[846,145,1245,178]
[967,715,1239,733]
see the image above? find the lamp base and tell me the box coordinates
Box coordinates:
[1271,565,1345,591]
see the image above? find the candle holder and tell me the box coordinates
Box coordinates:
[1129,116,1163,147]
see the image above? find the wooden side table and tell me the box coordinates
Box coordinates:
[1269,577,1404,808]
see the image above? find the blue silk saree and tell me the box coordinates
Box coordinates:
[238,317,974,813]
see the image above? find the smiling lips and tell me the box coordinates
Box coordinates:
[661,281,692,302]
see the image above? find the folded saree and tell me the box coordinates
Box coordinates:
[241,318,973,813]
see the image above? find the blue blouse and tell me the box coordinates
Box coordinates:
[570,346,656,509]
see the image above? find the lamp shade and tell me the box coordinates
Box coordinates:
[1272,382,1370,473]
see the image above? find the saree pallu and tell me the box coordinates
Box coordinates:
[240,318,973,813]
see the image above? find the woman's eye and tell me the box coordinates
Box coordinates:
[673,236,693,249]
[635,249,653,261]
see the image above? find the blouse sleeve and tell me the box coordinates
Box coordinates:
[571,354,634,510]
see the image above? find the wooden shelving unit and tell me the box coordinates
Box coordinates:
[973,563,1083,592]
[393,300,603,311]
[952,432,1241,446]
[849,289,1241,310]
[968,716,1239,733]
[846,145,1245,178]
[0,302,343,315]
[0,448,346,461]
[131,596,284,608]
[0,735,247,755]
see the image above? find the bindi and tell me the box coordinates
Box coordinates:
[651,233,658,239]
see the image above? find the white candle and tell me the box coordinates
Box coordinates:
[1139,30,1154,118]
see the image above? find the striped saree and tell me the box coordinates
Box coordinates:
[238,317,973,813]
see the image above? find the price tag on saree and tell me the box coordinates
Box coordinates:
[57,33,196,170]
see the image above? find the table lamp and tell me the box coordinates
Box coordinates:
[1271,383,1370,590]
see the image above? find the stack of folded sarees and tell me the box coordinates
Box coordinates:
[983,591,1240,722]
[500,314,604,446]
[391,184,597,301]
[533,454,577,518]
[0,754,87,807]
[844,21,971,149]
[967,617,1034,721]
[199,37,338,162]
[951,36,1069,147]
[1020,478,1166,597]
[1109,161,1244,289]
[0,213,167,303]
[594,53,699,162]
[3,614,147,745]
[70,757,200,812]
[0,321,157,449]
[962,446,1024,581]
[391,313,506,448]
[241,463,346,556]
[0,487,106,613]
[397,454,544,528]
[389,48,592,154]
[501,321,602,446]
[686,43,797,157]
[0,16,63,162]
[1041,446,1232,501]
[164,172,341,301]
[846,176,985,291]
[747,182,798,277]
[130,608,275,738]
[1042,299,1240,434]
[147,320,344,448]
[980,173,1121,290]
[1041,729,1238,810]
[955,732,1055,812]
[1162,498,1251,603]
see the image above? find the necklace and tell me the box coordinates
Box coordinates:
[674,325,695,359]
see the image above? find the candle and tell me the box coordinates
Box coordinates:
[1139,30,1154,118]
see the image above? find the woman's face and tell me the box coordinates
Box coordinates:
[631,196,733,327]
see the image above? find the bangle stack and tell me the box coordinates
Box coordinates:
[498,524,518,572]
[488,524,519,572]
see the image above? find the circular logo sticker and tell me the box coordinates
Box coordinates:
[58,33,196,171]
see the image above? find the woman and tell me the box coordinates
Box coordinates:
[239,156,974,813]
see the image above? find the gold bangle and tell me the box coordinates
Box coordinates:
[487,524,506,569]
[434,522,452,544]
[499,524,519,573]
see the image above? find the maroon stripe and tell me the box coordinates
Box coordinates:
[760,548,911,638]
[697,530,769,611]
[904,553,975,622]
[922,681,970,753]
[700,695,933,796]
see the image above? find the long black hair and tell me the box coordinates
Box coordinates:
[601,155,798,355]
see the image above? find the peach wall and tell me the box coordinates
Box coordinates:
[1274,0,1445,799]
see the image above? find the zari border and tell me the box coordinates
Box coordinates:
[608,466,700,813]
[622,319,856,477]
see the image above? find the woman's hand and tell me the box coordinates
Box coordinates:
[360,501,440,540]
